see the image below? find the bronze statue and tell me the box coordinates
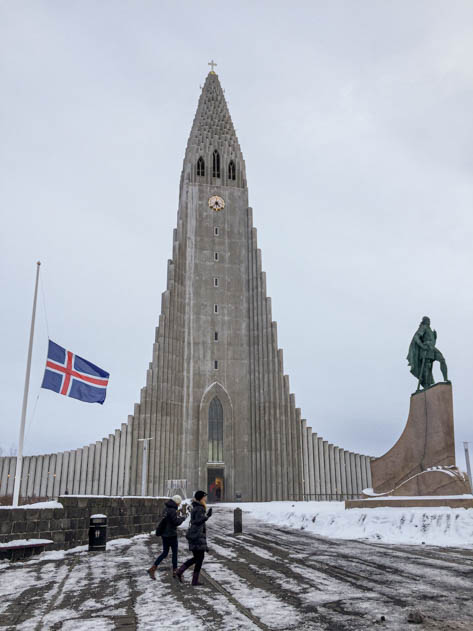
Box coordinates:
[407,316,448,390]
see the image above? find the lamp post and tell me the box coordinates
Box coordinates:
[464,442,472,490]
[137,438,153,496]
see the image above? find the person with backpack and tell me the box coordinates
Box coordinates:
[175,490,213,586]
[147,495,188,580]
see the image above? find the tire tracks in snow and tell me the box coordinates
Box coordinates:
[200,568,271,630]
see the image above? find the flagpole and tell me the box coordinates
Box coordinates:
[12,261,41,507]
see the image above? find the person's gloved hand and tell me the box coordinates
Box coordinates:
[207,508,213,518]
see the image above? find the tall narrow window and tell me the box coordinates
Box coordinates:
[197,156,205,176]
[214,278,219,287]
[228,160,236,180]
[214,360,219,370]
[214,304,218,313]
[213,149,220,178]
[208,397,223,463]
[214,227,219,236]
[214,331,219,341]
[214,252,219,261]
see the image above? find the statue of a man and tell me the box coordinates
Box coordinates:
[407,316,448,389]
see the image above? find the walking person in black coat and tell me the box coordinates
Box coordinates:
[176,490,213,586]
[148,495,187,580]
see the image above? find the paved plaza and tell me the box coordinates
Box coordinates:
[1,507,472,630]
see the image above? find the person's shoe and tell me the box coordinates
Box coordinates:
[192,571,203,586]
[147,565,157,581]
[175,564,187,583]
[172,568,178,578]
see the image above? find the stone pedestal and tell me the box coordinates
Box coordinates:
[346,383,472,509]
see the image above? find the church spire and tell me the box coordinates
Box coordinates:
[181,70,246,189]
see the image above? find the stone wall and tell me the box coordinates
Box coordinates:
[0,496,166,551]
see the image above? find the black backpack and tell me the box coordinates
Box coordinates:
[155,512,168,536]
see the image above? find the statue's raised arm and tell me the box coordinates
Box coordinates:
[407,316,448,390]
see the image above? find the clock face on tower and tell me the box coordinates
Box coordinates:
[208,195,225,212]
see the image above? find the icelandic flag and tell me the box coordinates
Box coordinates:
[41,340,110,404]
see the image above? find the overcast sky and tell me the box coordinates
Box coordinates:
[1,1,472,468]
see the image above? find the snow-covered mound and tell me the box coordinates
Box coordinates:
[226,501,473,547]
[0,500,63,510]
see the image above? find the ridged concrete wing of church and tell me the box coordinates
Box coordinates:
[1,72,372,502]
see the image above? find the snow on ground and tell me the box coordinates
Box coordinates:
[132,533,260,630]
[60,495,168,499]
[2,509,473,629]
[0,538,53,547]
[0,500,63,509]
[61,619,114,631]
[225,501,473,547]
[205,558,303,629]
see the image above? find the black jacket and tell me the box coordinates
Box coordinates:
[185,500,209,551]
[161,499,186,538]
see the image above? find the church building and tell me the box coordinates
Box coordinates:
[0,70,372,503]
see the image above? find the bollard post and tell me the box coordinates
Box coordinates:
[89,514,107,551]
[234,507,242,534]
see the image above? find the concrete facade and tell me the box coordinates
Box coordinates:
[1,72,372,503]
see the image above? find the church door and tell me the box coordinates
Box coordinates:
[208,468,224,503]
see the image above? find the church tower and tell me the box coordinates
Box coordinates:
[129,69,304,501]
[0,70,373,504]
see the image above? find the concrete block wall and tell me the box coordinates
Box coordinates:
[1,416,371,502]
[0,421,132,503]
[0,496,166,551]
[301,428,372,500]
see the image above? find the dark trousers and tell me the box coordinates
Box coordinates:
[154,536,178,569]
[183,550,205,573]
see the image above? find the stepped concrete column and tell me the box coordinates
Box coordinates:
[307,428,315,497]
[301,419,309,498]
[323,440,332,500]
[345,451,353,497]
[339,448,347,499]
[350,452,357,495]
[312,434,321,497]
[334,447,341,499]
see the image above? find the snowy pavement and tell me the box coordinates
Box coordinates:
[230,501,473,547]
[1,505,473,630]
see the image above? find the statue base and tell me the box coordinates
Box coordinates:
[346,382,471,510]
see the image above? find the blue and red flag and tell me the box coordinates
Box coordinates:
[41,340,109,404]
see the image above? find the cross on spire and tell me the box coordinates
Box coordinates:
[208,59,217,73]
